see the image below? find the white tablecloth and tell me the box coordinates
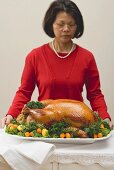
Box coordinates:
[0,129,114,170]
[51,130,114,167]
[0,129,55,170]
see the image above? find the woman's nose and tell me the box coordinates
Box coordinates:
[62,24,70,31]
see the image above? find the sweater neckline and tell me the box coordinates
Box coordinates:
[43,43,78,79]
[47,42,77,59]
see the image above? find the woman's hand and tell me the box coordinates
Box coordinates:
[104,118,113,130]
[1,115,13,128]
[109,121,114,130]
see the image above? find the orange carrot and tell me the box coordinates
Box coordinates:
[37,128,42,134]
[25,132,30,137]
[97,133,103,138]
[60,133,65,138]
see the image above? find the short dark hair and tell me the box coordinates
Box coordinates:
[43,0,84,38]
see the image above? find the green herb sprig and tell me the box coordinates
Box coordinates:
[83,112,111,137]
[48,121,69,137]
[26,101,45,109]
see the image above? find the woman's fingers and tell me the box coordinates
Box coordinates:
[1,117,7,128]
[109,121,114,130]
[1,115,13,128]
[103,118,113,130]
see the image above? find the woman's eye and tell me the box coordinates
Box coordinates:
[57,23,76,27]
[55,22,76,29]
[57,23,64,27]
[68,23,76,27]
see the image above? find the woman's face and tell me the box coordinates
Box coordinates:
[53,11,77,43]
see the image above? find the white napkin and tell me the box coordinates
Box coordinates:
[0,130,55,170]
[15,140,55,164]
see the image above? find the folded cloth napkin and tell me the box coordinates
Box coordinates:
[15,141,55,164]
[0,130,55,170]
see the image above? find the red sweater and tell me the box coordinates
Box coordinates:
[7,44,111,120]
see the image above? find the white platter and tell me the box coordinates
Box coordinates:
[3,132,111,144]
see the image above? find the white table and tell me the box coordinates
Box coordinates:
[0,130,114,170]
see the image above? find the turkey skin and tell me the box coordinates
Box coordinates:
[17,99,97,128]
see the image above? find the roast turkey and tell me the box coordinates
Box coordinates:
[16,99,97,128]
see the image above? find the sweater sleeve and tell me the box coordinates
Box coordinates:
[6,50,36,118]
[85,54,111,120]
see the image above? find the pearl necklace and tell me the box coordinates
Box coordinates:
[52,40,75,59]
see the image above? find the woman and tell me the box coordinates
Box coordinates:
[1,0,113,128]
